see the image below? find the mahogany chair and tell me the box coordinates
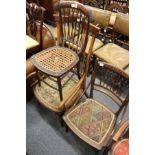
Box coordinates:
[94,13,129,70]
[26,2,45,56]
[63,59,129,154]
[31,1,100,125]
[54,1,94,75]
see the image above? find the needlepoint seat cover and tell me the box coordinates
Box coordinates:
[33,76,79,112]
[94,43,129,69]
[63,99,115,150]
[112,139,129,155]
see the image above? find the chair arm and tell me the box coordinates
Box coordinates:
[113,120,129,142]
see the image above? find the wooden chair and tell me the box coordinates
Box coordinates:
[94,13,129,70]
[54,1,94,65]
[26,2,45,56]
[108,120,129,155]
[85,5,111,53]
[31,2,100,124]
[63,59,129,154]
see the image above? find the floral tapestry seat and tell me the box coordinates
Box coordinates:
[112,139,129,155]
[33,75,79,112]
[63,99,116,150]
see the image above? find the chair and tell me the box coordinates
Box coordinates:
[31,1,100,124]
[85,5,111,54]
[26,2,45,56]
[108,120,129,155]
[94,12,129,70]
[63,59,129,154]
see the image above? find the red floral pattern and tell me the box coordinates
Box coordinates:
[113,139,129,155]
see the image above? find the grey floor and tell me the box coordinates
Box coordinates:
[26,77,129,155]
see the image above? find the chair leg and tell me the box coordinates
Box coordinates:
[57,77,63,101]
[64,122,69,132]
[98,147,107,155]
[77,63,81,79]
[36,70,41,86]
[57,113,64,127]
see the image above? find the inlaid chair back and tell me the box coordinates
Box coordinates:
[54,1,94,56]
[90,59,129,115]
[26,2,45,50]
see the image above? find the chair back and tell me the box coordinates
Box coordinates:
[61,24,100,110]
[26,2,45,50]
[90,59,129,115]
[85,5,111,29]
[113,13,129,37]
[54,1,94,56]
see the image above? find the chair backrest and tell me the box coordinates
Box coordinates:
[90,59,129,115]
[85,5,111,29]
[59,23,100,110]
[113,13,129,37]
[26,2,45,50]
[54,1,94,56]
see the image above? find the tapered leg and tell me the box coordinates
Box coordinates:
[36,70,41,86]
[57,77,63,101]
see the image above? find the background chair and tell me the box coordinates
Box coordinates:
[26,2,45,57]
[94,12,129,70]
[63,59,129,154]
[108,120,129,155]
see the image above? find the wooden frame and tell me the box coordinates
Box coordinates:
[26,2,45,54]
[63,58,129,154]
[31,14,100,127]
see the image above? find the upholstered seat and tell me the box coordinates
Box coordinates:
[85,36,104,54]
[33,75,79,112]
[63,99,115,150]
[112,139,129,155]
[26,35,39,52]
[124,66,129,75]
[94,43,129,69]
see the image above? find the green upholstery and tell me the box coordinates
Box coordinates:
[85,36,104,54]
[94,43,129,69]
[63,99,115,150]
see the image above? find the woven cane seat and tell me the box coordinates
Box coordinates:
[63,99,115,150]
[94,43,129,69]
[31,46,79,77]
[33,75,79,112]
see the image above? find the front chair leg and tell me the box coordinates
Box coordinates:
[57,112,64,127]
[98,147,107,155]
[36,70,41,86]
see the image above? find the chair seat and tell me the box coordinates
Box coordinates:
[94,43,129,69]
[26,35,39,54]
[124,66,129,75]
[63,99,115,150]
[85,36,104,54]
[112,139,129,155]
[33,75,79,112]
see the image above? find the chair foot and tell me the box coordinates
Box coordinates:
[64,123,68,132]
[98,147,107,155]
